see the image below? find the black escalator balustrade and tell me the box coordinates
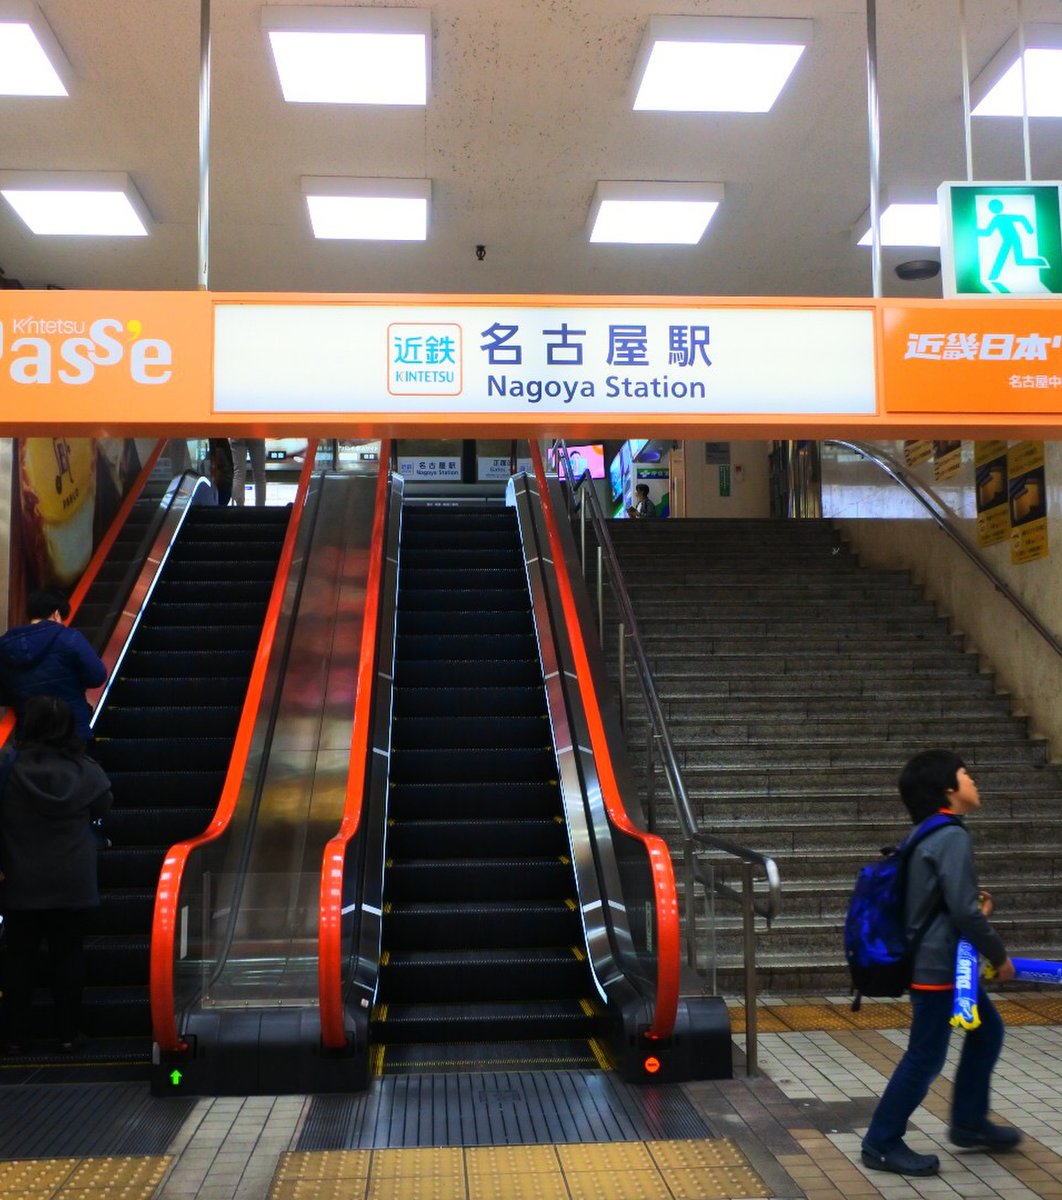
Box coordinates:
[373,505,608,1074]
[64,505,290,1059]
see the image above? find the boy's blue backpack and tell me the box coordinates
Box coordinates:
[844,812,958,1009]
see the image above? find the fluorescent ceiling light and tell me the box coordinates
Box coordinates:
[303,177,430,240]
[632,15,811,113]
[588,181,724,245]
[0,171,149,235]
[0,2,70,96]
[972,24,1062,117]
[857,202,940,247]
[263,6,429,104]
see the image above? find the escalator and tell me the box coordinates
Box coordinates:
[13,500,290,1071]
[373,505,606,1072]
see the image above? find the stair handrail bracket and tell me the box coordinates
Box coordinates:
[553,441,782,1073]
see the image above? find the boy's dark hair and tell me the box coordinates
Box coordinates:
[27,588,70,622]
[17,695,83,756]
[635,483,650,497]
[898,749,965,822]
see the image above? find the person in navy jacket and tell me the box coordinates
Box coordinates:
[0,589,107,743]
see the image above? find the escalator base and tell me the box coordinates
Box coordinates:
[375,1039,608,1076]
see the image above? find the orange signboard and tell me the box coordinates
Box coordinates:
[881,299,1062,414]
[0,291,211,433]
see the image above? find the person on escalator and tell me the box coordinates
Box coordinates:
[208,437,235,506]
[0,588,107,744]
[0,695,112,1054]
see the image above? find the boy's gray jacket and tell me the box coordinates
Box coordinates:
[904,820,1007,986]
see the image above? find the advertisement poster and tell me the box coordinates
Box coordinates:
[1008,441,1049,565]
[974,441,1009,548]
[903,439,933,468]
[11,437,143,620]
[933,439,963,480]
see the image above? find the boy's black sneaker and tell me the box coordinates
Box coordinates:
[949,1121,1022,1151]
[861,1141,940,1177]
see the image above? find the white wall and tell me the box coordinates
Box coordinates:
[824,440,1062,758]
[681,440,771,518]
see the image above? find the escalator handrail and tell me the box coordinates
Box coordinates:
[318,444,392,1050]
[529,442,680,1041]
[0,438,167,750]
[150,442,319,1055]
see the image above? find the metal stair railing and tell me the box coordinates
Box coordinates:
[552,441,782,1074]
[827,440,1062,664]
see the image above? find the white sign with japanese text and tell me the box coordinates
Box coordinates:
[213,304,876,415]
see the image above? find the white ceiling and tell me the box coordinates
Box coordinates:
[2,0,1061,299]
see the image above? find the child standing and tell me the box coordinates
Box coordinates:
[861,749,1020,1177]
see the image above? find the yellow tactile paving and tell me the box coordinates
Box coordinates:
[463,1145,561,1175]
[768,1004,852,1031]
[838,1002,911,1029]
[1012,996,1062,1023]
[729,1006,789,1033]
[0,1157,170,1200]
[269,1139,766,1200]
[991,999,1054,1025]
[274,1150,373,1181]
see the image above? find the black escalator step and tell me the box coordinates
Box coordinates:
[186,506,290,526]
[393,686,544,719]
[392,716,551,751]
[388,781,559,820]
[400,549,523,569]
[388,816,566,858]
[164,559,280,583]
[400,529,518,551]
[398,610,531,636]
[95,890,156,935]
[378,948,589,1003]
[151,581,273,605]
[108,677,247,706]
[105,806,214,844]
[117,649,255,678]
[400,568,525,590]
[143,602,274,627]
[107,769,225,808]
[395,633,535,661]
[374,1000,599,1046]
[83,935,150,984]
[167,540,286,564]
[97,846,166,889]
[399,589,528,613]
[396,660,543,688]
[402,509,514,531]
[390,747,555,784]
[385,858,571,902]
[96,705,241,739]
[384,899,580,949]
[378,1040,601,1074]
[79,986,152,1037]
[95,736,235,772]
[133,624,262,652]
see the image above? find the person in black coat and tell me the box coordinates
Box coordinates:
[0,696,112,1053]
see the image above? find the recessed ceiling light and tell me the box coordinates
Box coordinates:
[0,171,149,235]
[588,181,724,245]
[857,202,940,247]
[0,3,70,96]
[303,177,430,240]
[632,15,811,113]
[263,6,429,105]
[972,24,1062,117]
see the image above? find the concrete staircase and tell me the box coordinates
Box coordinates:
[598,517,1062,994]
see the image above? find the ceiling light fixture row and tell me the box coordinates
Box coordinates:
[1,6,1060,242]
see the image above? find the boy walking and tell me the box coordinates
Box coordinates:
[861,749,1020,1177]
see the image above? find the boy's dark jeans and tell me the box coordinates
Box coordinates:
[2,909,91,1044]
[864,984,1004,1153]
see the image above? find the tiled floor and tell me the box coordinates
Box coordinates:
[8,993,1062,1198]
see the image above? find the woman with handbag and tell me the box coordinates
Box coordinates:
[0,695,112,1054]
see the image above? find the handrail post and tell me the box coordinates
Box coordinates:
[596,544,604,643]
[646,726,656,834]
[684,845,697,970]
[579,486,587,573]
[741,860,758,1077]
[617,622,627,732]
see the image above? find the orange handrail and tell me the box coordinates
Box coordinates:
[150,442,319,1054]
[0,438,167,750]
[318,444,391,1049]
[529,442,680,1040]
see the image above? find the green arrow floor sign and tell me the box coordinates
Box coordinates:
[939,182,1062,297]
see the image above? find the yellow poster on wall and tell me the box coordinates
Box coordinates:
[933,439,963,480]
[974,440,1009,548]
[1007,441,1048,565]
[903,439,933,467]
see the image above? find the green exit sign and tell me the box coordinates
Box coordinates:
[939,182,1062,297]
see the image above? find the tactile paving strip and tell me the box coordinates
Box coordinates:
[270,1139,767,1200]
[0,1156,169,1198]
